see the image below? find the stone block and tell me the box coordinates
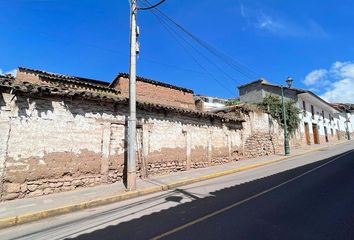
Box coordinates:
[5,183,21,193]
[20,183,28,193]
[28,189,43,197]
[27,184,38,192]
[2,193,19,201]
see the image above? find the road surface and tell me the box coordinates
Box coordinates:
[1,142,354,240]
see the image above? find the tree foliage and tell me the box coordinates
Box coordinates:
[225,98,240,106]
[258,94,301,135]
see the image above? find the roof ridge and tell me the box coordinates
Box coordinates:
[114,72,194,93]
[0,79,242,123]
[18,67,110,86]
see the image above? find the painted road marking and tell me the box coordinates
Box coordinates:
[151,150,354,240]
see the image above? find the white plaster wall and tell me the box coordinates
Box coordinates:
[297,97,340,136]
[144,117,242,155]
[0,93,125,163]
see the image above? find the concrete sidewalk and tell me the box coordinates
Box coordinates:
[0,140,350,228]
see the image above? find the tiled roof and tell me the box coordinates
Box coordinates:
[238,79,339,110]
[111,73,194,93]
[331,103,354,112]
[238,79,267,89]
[18,67,117,93]
[0,75,243,124]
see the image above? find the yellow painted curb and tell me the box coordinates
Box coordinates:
[0,140,349,229]
[0,185,163,229]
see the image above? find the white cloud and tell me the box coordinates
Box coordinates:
[238,3,327,38]
[256,14,285,33]
[303,69,328,86]
[303,61,354,103]
[0,68,16,76]
[321,78,354,103]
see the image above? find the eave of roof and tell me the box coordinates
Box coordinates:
[18,67,116,93]
[238,79,267,89]
[111,73,194,94]
[331,103,354,112]
[0,76,243,124]
[239,79,339,111]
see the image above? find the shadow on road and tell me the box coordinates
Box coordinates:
[66,150,354,240]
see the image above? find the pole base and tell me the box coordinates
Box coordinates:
[127,172,137,191]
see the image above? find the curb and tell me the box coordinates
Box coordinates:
[0,140,349,229]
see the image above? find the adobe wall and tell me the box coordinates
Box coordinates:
[0,90,314,202]
[116,77,196,110]
[0,92,242,201]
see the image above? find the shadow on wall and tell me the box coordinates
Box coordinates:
[63,98,110,118]
[0,94,5,108]
[67,151,352,240]
[14,95,54,119]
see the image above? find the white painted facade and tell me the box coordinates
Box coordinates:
[297,92,352,142]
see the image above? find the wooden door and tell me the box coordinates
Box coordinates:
[324,126,329,142]
[304,122,311,145]
[312,124,319,144]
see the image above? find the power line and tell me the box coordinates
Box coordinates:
[140,0,262,81]
[141,1,235,96]
[137,0,166,10]
[153,7,259,80]
[16,24,219,77]
[145,4,240,86]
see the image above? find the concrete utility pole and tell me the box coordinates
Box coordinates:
[127,0,137,191]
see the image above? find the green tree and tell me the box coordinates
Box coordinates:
[225,98,240,106]
[258,94,301,135]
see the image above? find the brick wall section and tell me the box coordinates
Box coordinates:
[16,70,41,84]
[115,76,196,110]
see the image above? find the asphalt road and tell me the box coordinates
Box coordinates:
[73,149,354,240]
[1,142,353,240]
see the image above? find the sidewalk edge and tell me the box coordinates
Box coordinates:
[0,141,348,229]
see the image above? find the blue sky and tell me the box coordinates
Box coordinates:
[1,0,354,102]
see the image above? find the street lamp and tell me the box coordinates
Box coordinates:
[281,77,293,155]
[345,113,351,140]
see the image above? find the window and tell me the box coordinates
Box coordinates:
[322,110,324,120]
[311,105,315,119]
[302,101,306,110]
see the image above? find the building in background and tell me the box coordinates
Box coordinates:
[238,79,353,145]
[194,95,240,111]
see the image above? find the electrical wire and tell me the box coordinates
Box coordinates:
[140,0,262,81]
[137,0,166,10]
[142,2,235,96]
[146,6,241,86]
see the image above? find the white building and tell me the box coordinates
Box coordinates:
[238,79,354,145]
[195,95,231,111]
